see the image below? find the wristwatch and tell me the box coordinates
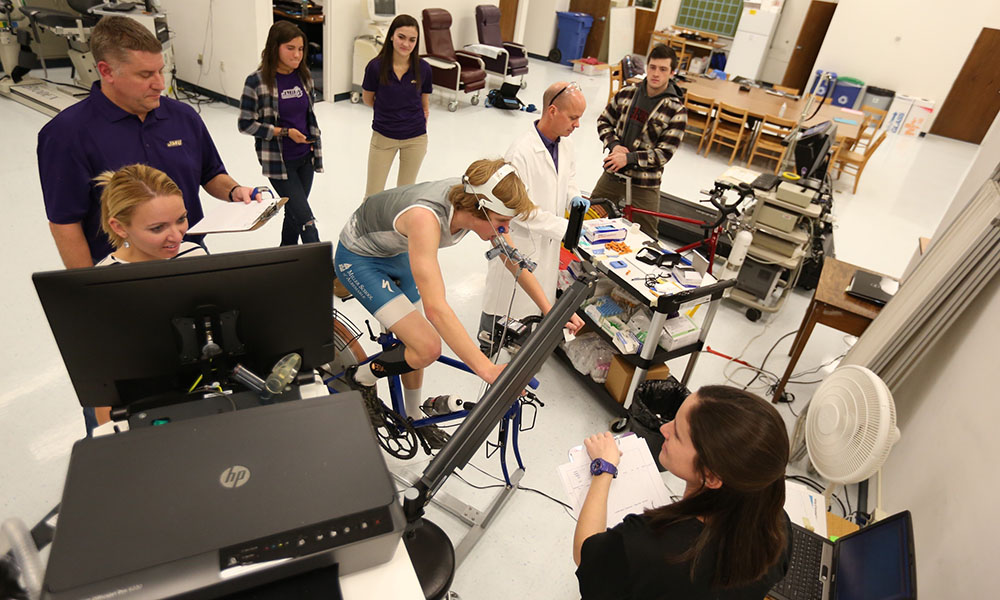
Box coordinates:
[590,458,618,478]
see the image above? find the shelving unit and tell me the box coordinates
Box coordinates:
[571,227,736,422]
[727,186,822,319]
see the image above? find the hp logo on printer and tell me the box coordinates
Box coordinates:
[220,465,251,489]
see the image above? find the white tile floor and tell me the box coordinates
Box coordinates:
[0,58,978,599]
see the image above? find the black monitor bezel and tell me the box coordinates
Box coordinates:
[32,244,336,409]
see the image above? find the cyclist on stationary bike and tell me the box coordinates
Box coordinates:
[335,158,583,447]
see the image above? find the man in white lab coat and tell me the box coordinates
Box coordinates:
[479,81,588,354]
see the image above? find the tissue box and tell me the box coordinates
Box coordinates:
[658,314,700,351]
[582,218,628,243]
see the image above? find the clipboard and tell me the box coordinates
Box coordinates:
[187,197,289,234]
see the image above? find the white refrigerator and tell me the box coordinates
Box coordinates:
[727,6,782,80]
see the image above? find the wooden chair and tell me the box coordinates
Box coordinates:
[746,113,796,173]
[808,93,833,106]
[860,104,888,130]
[703,101,751,164]
[774,84,798,95]
[608,61,624,104]
[844,113,874,153]
[665,35,691,71]
[831,130,887,194]
[683,92,715,154]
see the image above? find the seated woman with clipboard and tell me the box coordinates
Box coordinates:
[573,386,792,599]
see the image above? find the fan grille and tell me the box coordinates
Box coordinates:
[806,366,898,483]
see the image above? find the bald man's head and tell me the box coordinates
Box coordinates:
[538,81,586,140]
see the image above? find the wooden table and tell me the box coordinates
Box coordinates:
[680,76,861,141]
[772,257,884,403]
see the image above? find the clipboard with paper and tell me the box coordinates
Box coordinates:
[557,434,672,528]
[187,195,288,234]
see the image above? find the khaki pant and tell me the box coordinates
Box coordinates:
[365,131,429,198]
[590,172,662,239]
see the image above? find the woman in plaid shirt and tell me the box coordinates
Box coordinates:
[239,21,324,245]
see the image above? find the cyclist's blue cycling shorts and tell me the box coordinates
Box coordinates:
[335,243,422,328]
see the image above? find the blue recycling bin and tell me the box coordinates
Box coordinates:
[809,69,837,97]
[554,11,593,66]
[831,77,864,108]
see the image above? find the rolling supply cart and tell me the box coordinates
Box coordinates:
[726,180,823,321]
[564,220,736,431]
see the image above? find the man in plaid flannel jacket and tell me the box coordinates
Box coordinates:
[592,44,686,239]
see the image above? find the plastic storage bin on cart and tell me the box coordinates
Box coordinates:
[861,85,895,111]
[809,69,837,97]
[831,77,864,108]
[552,11,593,66]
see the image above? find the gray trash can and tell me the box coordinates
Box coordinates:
[861,86,894,110]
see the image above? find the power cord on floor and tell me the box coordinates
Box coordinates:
[461,463,577,519]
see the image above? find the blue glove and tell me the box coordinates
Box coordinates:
[570,196,590,213]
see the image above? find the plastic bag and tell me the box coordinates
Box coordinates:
[562,332,614,383]
[629,376,691,470]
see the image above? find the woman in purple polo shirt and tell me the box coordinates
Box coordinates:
[362,14,433,198]
[239,21,324,246]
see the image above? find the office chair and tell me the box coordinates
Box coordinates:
[473,4,527,85]
[422,8,486,112]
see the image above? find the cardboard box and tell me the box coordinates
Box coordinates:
[604,354,670,404]
[570,59,609,76]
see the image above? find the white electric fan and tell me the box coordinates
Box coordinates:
[805,365,901,519]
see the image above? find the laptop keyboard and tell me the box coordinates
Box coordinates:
[771,526,826,600]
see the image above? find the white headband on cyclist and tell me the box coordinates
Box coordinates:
[463,164,519,218]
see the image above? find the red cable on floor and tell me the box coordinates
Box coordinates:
[704,345,755,368]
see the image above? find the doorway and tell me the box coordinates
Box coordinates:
[930,27,1000,145]
[569,0,610,61]
[500,0,519,42]
[781,0,837,94]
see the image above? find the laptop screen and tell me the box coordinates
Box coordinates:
[833,512,916,600]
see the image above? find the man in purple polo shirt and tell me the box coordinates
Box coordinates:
[37,16,257,268]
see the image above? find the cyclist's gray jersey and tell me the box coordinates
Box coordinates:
[339,179,470,257]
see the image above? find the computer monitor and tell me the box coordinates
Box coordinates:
[794,120,838,180]
[32,244,336,409]
[834,510,916,599]
[369,0,395,20]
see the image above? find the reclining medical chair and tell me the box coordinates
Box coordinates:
[473,4,528,86]
[18,0,101,85]
[421,8,486,112]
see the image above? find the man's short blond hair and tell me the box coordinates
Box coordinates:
[98,164,183,249]
[449,159,535,220]
[90,15,162,66]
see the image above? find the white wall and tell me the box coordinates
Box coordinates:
[873,113,1000,598]
[327,0,503,98]
[813,0,1000,129]
[159,0,272,101]
[523,0,571,57]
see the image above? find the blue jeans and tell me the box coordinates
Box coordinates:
[269,153,318,246]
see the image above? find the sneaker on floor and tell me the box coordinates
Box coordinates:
[345,365,384,427]
[418,423,451,450]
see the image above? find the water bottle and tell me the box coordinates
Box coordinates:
[421,395,464,416]
[779,102,787,118]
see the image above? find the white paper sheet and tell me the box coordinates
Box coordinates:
[557,434,672,528]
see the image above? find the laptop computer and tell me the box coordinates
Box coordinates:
[846,270,899,306]
[770,510,917,600]
[43,394,404,600]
